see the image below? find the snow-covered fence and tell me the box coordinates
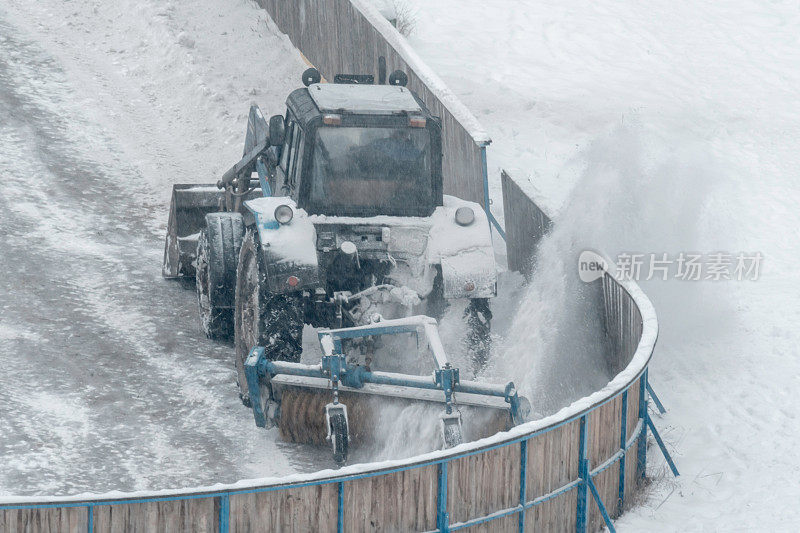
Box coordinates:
[255,0,491,208]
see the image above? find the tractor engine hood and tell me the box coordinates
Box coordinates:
[244,196,497,299]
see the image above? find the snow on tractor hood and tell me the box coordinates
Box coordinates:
[245,195,496,299]
[306,196,492,253]
[244,197,318,266]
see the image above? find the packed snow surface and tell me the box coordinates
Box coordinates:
[403,0,800,529]
[0,0,323,496]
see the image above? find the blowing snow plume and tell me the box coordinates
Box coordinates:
[492,121,722,418]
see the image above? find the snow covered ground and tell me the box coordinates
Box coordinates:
[0,0,329,495]
[401,0,800,530]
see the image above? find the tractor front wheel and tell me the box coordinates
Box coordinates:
[234,229,304,406]
[465,298,492,375]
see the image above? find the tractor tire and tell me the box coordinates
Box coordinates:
[234,228,304,405]
[465,298,492,374]
[195,213,244,339]
[424,269,448,321]
[329,412,349,465]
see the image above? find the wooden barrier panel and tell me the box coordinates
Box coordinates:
[229,485,336,532]
[1,507,87,533]
[92,498,216,533]
[447,444,521,528]
[500,170,552,278]
[256,0,488,206]
[524,419,581,532]
[343,465,438,531]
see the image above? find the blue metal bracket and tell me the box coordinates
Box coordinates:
[87,505,93,533]
[504,383,525,425]
[637,370,648,481]
[638,371,679,477]
[518,440,528,533]
[576,415,589,533]
[255,157,272,197]
[646,417,680,477]
[437,462,450,532]
[337,482,344,533]
[617,390,628,516]
[479,145,506,241]
[244,347,268,428]
[646,382,667,415]
[435,365,460,415]
[321,354,346,383]
[218,494,230,533]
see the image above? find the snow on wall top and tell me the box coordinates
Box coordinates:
[347,0,491,144]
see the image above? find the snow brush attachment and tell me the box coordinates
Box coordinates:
[244,316,530,465]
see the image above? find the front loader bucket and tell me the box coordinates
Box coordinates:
[162,184,225,278]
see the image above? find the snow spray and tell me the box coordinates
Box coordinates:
[491,120,723,417]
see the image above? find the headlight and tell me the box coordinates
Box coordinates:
[274,204,293,224]
[454,206,475,226]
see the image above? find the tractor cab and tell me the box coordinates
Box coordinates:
[270,82,443,218]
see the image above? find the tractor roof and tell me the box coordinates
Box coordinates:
[307,83,424,115]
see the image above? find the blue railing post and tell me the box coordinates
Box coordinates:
[518,439,528,533]
[637,370,649,482]
[588,478,617,533]
[479,144,506,241]
[218,494,230,533]
[576,415,589,533]
[646,418,680,477]
[86,505,93,533]
[337,482,344,532]
[646,382,667,415]
[617,390,628,516]
[437,461,449,532]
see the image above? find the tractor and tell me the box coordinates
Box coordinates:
[163,68,514,463]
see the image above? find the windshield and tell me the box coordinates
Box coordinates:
[308,126,434,216]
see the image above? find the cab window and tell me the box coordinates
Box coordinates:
[285,125,304,196]
[280,122,295,170]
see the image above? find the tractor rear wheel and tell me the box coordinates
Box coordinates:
[196,230,232,339]
[195,213,244,339]
[234,229,304,406]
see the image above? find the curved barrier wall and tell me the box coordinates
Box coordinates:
[0,173,658,532]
